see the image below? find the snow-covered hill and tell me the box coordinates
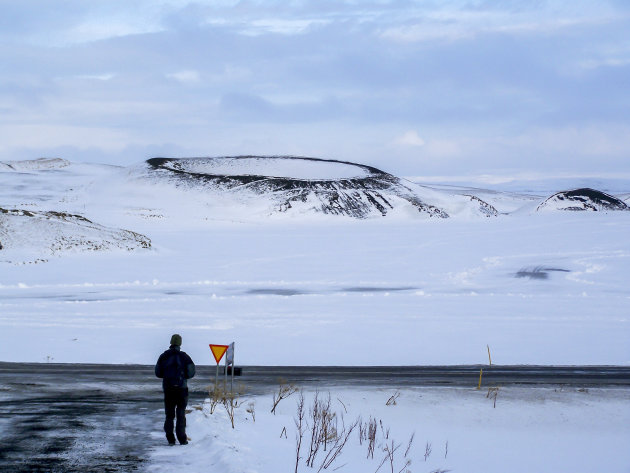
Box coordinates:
[133,156,498,219]
[0,157,71,171]
[537,188,630,212]
[0,207,150,263]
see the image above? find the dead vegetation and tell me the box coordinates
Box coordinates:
[200,381,452,472]
[290,390,425,473]
[206,383,244,428]
[294,391,360,472]
[486,386,500,408]
[271,378,299,414]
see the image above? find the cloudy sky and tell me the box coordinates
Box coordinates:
[1,0,629,177]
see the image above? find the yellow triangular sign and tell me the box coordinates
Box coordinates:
[209,344,229,364]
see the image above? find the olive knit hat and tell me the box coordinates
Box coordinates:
[170,334,182,346]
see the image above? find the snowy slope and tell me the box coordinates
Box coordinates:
[0,207,150,263]
[0,160,149,263]
[414,183,543,214]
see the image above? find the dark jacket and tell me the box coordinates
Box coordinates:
[155,345,196,390]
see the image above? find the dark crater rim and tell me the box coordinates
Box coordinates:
[145,156,389,182]
[547,187,622,201]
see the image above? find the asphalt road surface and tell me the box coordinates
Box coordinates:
[1,363,629,472]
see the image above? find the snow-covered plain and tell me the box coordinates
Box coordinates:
[0,158,628,366]
[1,158,629,472]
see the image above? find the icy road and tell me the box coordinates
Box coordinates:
[0,362,629,472]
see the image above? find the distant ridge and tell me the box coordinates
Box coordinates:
[537,188,629,212]
[0,157,70,171]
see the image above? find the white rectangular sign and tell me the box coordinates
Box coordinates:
[226,342,234,366]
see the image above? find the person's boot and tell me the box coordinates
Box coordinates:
[166,434,176,446]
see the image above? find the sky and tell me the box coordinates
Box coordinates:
[1,0,629,177]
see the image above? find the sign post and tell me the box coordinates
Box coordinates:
[225,342,235,393]
[209,344,229,391]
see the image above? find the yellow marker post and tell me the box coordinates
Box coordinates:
[209,344,229,391]
[477,368,483,390]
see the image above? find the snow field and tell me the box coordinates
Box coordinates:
[1,215,629,365]
[148,386,630,473]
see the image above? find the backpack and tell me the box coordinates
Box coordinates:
[163,351,185,388]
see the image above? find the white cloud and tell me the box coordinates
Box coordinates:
[33,7,168,47]
[68,20,164,44]
[239,18,330,36]
[76,73,115,81]
[507,125,630,157]
[0,124,130,153]
[424,139,461,158]
[577,43,630,70]
[379,7,620,44]
[167,70,201,84]
[207,65,252,84]
[395,130,425,147]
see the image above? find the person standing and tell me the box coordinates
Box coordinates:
[155,334,196,445]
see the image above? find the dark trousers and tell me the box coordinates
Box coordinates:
[163,387,188,444]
